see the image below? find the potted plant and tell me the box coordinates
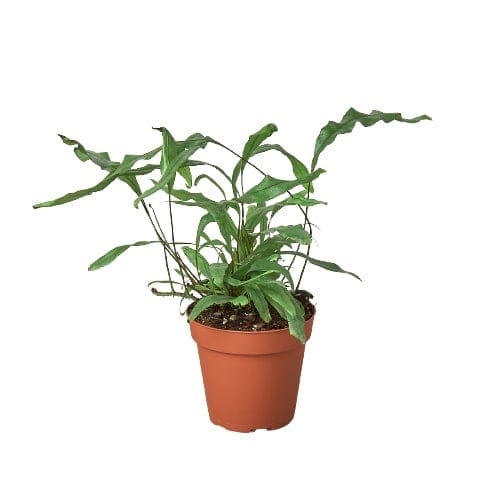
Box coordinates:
[34,108,430,432]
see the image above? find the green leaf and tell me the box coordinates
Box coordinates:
[189,295,235,321]
[281,250,362,281]
[182,246,211,279]
[133,135,209,207]
[244,284,271,323]
[58,134,122,169]
[259,224,312,245]
[312,108,431,169]
[236,169,325,204]
[286,298,306,343]
[247,260,295,289]
[178,165,192,187]
[231,123,278,196]
[236,236,293,275]
[34,146,162,209]
[88,240,159,271]
[231,295,249,307]
[259,281,296,317]
[244,193,326,232]
[253,143,312,192]
[259,283,306,342]
[209,263,228,287]
[194,174,227,199]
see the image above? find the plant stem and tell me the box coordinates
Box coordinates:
[140,201,201,286]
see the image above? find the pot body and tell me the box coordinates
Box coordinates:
[190,317,313,432]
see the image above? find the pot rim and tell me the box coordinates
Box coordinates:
[189,313,315,336]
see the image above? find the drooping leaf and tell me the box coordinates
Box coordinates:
[259,283,306,342]
[244,284,271,323]
[286,297,306,343]
[188,295,235,321]
[236,169,325,204]
[231,123,278,196]
[194,174,227,199]
[312,108,431,169]
[58,134,122,169]
[281,250,362,281]
[253,143,312,192]
[88,240,159,271]
[34,146,162,209]
[259,281,296,317]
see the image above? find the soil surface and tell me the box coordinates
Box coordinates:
[188,289,315,332]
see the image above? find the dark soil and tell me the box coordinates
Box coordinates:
[188,289,315,332]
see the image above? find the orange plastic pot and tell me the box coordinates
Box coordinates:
[190,316,314,432]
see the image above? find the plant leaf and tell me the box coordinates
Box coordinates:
[244,193,326,232]
[209,263,228,287]
[253,143,312,192]
[58,134,122,169]
[312,108,431,169]
[258,224,311,245]
[194,174,227,199]
[188,295,235,321]
[236,169,325,204]
[247,260,295,289]
[281,250,362,281]
[259,281,296,317]
[88,240,159,271]
[259,283,306,342]
[231,295,249,307]
[182,246,212,279]
[231,123,278,196]
[244,284,271,323]
[34,146,162,209]
[286,297,306,343]
[133,135,209,207]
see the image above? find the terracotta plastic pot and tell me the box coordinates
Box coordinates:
[190,316,314,432]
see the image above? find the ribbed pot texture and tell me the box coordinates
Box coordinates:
[190,316,314,432]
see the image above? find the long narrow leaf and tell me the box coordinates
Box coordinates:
[231,123,278,196]
[312,108,431,169]
[34,145,162,208]
[281,250,362,281]
[236,169,325,204]
[88,240,159,271]
[253,143,312,192]
[133,135,209,207]
[244,284,271,323]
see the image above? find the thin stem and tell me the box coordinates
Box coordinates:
[141,201,201,286]
[294,180,314,289]
[150,205,179,294]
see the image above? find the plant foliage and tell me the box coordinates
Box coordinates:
[34,108,430,342]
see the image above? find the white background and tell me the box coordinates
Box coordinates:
[1,1,499,499]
